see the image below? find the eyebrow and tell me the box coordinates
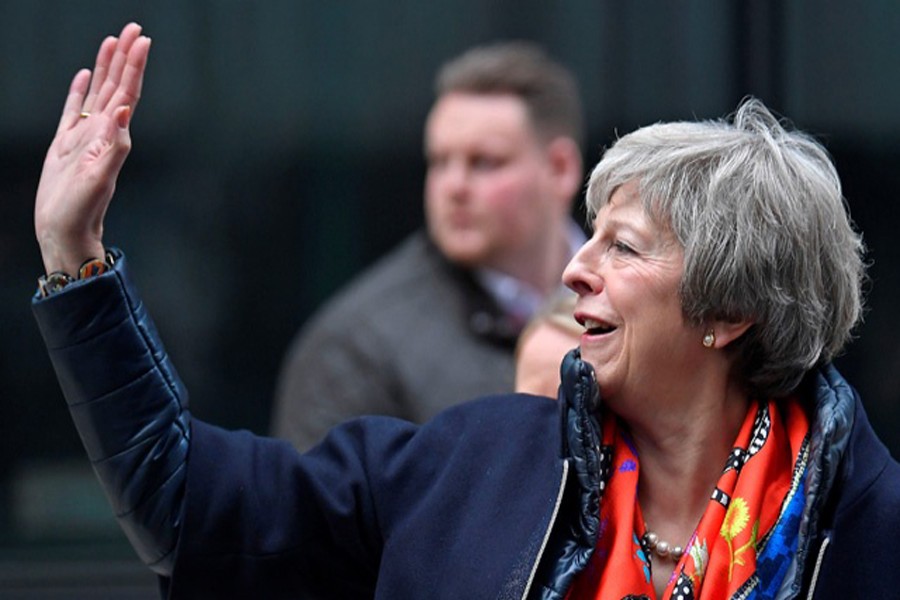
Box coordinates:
[594,215,648,238]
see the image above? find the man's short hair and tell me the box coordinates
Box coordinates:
[435,42,584,147]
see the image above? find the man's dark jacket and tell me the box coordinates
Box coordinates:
[32,251,900,599]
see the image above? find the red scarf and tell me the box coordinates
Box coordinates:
[566,398,809,599]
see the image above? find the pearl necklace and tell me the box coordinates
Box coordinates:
[641,529,685,561]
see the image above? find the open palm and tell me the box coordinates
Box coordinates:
[35,22,150,276]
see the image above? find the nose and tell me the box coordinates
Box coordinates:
[563,238,603,296]
[432,159,469,202]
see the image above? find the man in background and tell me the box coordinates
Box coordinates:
[271,41,586,450]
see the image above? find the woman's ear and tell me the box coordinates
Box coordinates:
[706,320,754,349]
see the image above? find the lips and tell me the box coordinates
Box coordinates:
[580,317,617,336]
[443,213,476,231]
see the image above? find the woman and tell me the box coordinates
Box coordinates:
[32,24,899,599]
[515,290,581,397]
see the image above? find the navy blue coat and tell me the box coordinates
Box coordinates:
[33,251,900,599]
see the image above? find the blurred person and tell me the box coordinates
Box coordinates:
[514,290,580,397]
[32,24,900,599]
[270,39,586,450]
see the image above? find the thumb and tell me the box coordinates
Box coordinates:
[116,105,132,129]
[100,105,134,184]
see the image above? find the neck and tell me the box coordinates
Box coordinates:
[497,223,572,295]
[630,379,750,544]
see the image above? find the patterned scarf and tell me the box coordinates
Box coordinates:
[566,398,810,600]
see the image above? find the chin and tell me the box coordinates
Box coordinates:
[435,239,489,266]
[581,361,619,399]
[577,351,601,373]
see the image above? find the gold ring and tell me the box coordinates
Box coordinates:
[79,112,91,118]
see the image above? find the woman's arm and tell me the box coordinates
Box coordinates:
[31,23,190,575]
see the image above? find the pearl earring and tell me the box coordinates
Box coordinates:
[702,330,716,348]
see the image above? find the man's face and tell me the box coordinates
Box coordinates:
[424,92,564,272]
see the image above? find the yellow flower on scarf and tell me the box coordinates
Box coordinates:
[720,497,750,541]
[720,497,759,580]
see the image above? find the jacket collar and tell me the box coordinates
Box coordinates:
[423,234,523,347]
[534,359,877,600]
[527,349,603,598]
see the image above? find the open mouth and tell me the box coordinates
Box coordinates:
[581,318,617,336]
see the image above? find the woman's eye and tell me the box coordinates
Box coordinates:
[612,240,635,254]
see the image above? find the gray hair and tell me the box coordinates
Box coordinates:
[435,42,584,147]
[585,98,866,397]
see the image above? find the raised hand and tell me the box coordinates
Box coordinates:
[35,22,151,276]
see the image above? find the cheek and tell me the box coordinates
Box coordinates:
[424,174,443,207]
[631,294,693,358]
[477,171,544,222]
[611,274,684,334]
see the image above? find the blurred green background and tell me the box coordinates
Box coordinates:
[2,1,899,596]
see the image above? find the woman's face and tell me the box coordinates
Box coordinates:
[563,182,705,409]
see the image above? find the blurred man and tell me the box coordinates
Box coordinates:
[271,41,585,450]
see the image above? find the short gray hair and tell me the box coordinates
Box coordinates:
[585,98,866,397]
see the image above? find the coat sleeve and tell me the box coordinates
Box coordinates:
[167,419,387,598]
[31,249,190,575]
[31,250,388,597]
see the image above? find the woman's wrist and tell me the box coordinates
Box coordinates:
[37,233,105,278]
[37,248,114,298]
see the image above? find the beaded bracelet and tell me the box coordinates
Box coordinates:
[38,251,115,298]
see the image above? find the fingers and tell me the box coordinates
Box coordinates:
[59,23,150,132]
[110,35,151,115]
[93,23,144,113]
[81,35,117,114]
[57,69,92,133]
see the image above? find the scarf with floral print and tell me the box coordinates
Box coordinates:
[566,398,810,600]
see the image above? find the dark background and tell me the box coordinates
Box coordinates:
[1,1,898,596]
